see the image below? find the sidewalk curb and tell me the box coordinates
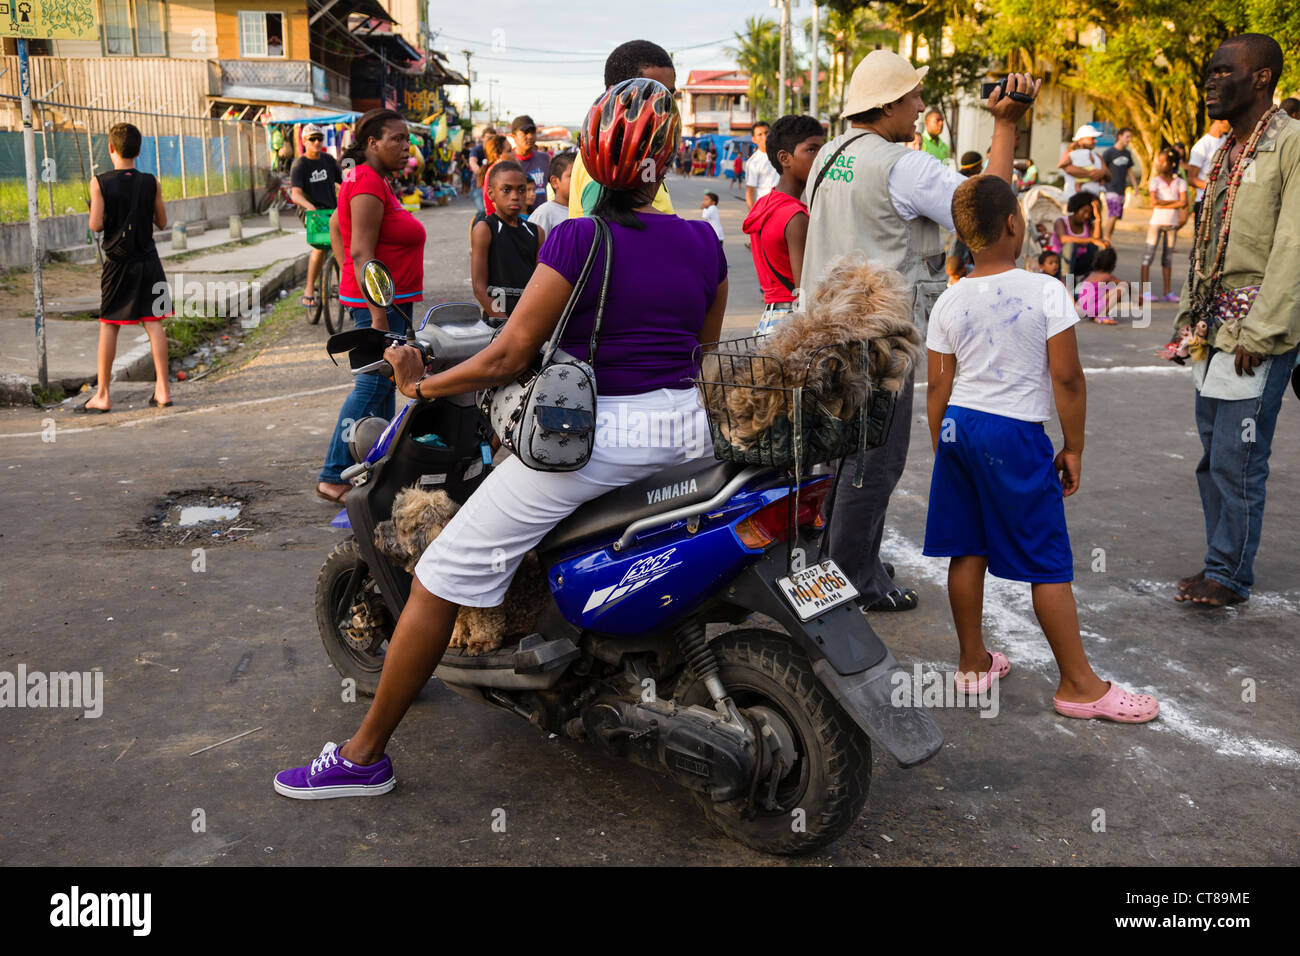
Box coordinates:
[113,251,310,384]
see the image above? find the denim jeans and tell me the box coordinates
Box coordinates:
[1193,346,1298,598]
[472,184,485,217]
[318,302,412,484]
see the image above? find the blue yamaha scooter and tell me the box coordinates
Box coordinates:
[314,262,942,855]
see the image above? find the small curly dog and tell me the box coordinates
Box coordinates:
[700,252,922,447]
[372,487,548,655]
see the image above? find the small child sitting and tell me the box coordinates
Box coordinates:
[924,174,1158,724]
[1075,246,1127,324]
[1037,249,1063,281]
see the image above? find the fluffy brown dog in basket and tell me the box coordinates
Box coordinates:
[372,487,547,655]
[702,253,922,447]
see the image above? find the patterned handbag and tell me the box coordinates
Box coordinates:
[478,216,612,472]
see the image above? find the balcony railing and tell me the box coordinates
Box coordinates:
[690,109,754,127]
[218,59,312,92]
[213,59,350,108]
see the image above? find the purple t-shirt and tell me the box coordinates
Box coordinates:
[539,214,727,396]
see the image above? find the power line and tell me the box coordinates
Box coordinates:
[430,32,733,58]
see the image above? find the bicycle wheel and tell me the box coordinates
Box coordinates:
[256,187,275,215]
[322,255,344,336]
[305,266,324,326]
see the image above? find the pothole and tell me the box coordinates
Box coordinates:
[134,486,264,547]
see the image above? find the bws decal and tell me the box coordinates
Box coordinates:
[582,547,682,615]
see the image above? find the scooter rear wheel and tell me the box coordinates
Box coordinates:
[315,538,389,696]
[677,629,873,855]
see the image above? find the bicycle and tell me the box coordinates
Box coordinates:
[304,209,345,335]
[257,170,295,215]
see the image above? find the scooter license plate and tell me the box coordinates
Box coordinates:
[776,560,859,621]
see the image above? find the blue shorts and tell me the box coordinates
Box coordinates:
[923,405,1074,583]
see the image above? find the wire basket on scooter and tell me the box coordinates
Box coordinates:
[694,335,897,475]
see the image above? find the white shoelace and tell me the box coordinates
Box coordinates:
[310,742,340,775]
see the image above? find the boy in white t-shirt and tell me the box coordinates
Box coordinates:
[1140,148,1188,302]
[924,174,1158,724]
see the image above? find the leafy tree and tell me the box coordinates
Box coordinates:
[729,16,783,123]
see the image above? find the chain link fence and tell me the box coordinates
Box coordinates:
[0,97,272,222]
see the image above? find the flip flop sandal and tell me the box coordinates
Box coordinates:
[954,651,1010,695]
[301,295,319,307]
[148,397,174,408]
[315,484,348,504]
[1054,683,1159,723]
[1096,316,1119,325]
[866,587,919,612]
[73,404,110,414]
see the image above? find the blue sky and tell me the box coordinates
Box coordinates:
[428,0,808,125]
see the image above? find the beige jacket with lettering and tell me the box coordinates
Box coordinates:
[1176,110,1300,356]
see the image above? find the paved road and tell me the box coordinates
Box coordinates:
[1,181,1296,866]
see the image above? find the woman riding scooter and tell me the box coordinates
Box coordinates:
[275,78,729,798]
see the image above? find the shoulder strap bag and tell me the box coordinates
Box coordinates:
[100,171,147,262]
[478,216,612,472]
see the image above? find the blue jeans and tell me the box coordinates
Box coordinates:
[1193,347,1298,598]
[472,184,485,216]
[318,302,412,484]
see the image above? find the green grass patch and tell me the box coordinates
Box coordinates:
[165,313,231,361]
[0,170,257,223]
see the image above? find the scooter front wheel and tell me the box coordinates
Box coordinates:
[676,629,873,855]
[315,538,390,696]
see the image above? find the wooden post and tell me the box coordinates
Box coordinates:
[220,120,229,194]
[202,116,210,197]
[178,115,188,199]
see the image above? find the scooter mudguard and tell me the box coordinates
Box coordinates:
[812,653,944,768]
[725,543,944,768]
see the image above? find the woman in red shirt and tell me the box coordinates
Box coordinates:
[317,109,427,503]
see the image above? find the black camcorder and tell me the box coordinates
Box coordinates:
[981,78,1035,103]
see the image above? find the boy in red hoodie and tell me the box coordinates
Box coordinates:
[742,114,825,335]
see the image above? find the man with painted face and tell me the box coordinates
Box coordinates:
[1172,33,1300,608]
[800,51,1039,614]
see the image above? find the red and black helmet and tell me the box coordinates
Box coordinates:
[579,77,681,191]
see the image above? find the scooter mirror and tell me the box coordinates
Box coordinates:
[361,259,396,309]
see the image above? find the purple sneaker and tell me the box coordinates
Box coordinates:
[273,741,395,799]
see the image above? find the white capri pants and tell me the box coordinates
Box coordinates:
[415,387,710,607]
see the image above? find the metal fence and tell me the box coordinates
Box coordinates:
[0,96,272,221]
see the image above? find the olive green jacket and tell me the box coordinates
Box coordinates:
[1176,110,1300,356]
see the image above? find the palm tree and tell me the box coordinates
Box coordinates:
[818,5,896,122]
[728,16,782,123]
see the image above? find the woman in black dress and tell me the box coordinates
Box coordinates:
[81,123,172,413]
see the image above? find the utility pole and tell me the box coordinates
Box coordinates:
[461,50,473,123]
[19,39,46,390]
[777,0,789,115]
[810,3,819,120]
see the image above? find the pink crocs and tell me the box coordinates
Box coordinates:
[1053,683,1159,723]
[954,651,1011,695]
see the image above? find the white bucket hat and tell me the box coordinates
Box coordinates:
[843,50,929,117]
[1073,124,1102,141]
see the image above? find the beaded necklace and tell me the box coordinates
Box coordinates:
[1191,105,1280,297]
